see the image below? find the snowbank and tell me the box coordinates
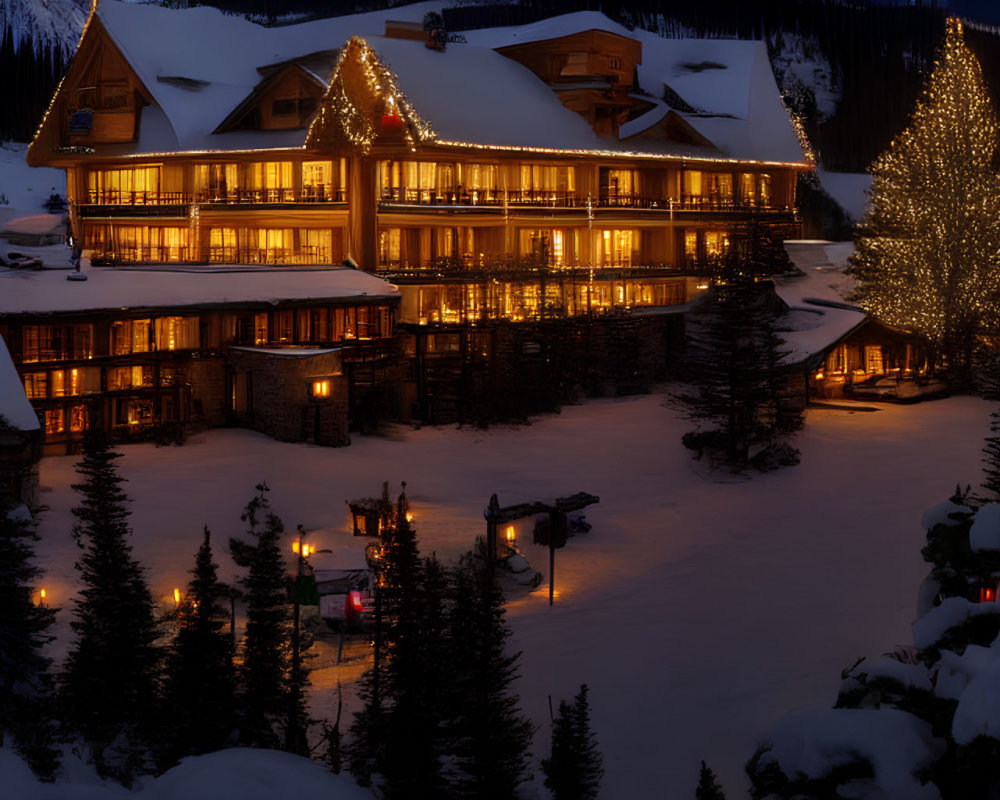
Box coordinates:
[952,654,1000,744]
[0,747,373,800]
[912,597,1000,651]
[970,504,1000,552]
[921,499,974,531]
[760,709,943,799]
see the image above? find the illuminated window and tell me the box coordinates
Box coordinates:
[683,171,704,199]
[70,405,88,433]
[298,228,332,264]
[312,379,331,398]
[684,231,698,259]
[302,160,339,201]
[379,228,401,267]
[44,409,64,436]
[247,162,294,202]
[87,165,160,204]
[598,230,637,267]
[704,232,729,260]
[209,227,238,263]
[50,370,65,398]
[154,317,199,351]
[196,163,238,200]
[23,372,47,399]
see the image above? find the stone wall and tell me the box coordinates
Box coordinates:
[226,348,349,446]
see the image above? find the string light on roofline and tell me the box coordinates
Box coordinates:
[306,36,436,156]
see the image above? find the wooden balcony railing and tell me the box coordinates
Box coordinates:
[86,190,189,205]
[196,187,346,204]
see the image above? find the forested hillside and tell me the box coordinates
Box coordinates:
[5,0,999,175]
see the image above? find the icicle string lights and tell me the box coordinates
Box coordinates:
[306,37,435,155]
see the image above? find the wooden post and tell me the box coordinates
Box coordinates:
[549,509,558,606]
[484,493,501,575]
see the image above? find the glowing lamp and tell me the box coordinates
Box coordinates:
[815,371,825,380]
[173,587,181,606]
[292,540,300,554]
[981,587,996,602]
[406,512,414,523]
[506,525,515,543]
[38,588,46,605]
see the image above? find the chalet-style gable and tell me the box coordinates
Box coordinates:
[622,108,719,151]
[306,37,434,155]
[28,14,153,165]
[216,61,330,134]
[495,29,643,138]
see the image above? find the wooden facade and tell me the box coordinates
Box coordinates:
[20,4,811,440]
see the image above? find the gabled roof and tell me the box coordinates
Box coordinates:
[36,1,807,165]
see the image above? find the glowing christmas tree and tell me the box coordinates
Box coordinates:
[849,18,1000,382]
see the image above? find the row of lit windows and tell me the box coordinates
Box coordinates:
[410,277,687,326]
[83,160,777,208]
[84,225,345,266]
[42,397,179,438]
[84,160,348,205]
[378,226,645,269]
[23,363,188,399]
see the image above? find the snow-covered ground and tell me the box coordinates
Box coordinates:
[0,142,66,228]
[25,391,993,797]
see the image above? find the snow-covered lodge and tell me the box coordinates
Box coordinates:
[12,0,811,452]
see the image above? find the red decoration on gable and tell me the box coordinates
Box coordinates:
[381,112,403,133]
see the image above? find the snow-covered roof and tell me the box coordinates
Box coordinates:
[0,334,40,431]
[89,1,805,164]
[0,264,398,315]
[465,13,806,163]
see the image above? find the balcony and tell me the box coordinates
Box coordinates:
[196,186,347,205]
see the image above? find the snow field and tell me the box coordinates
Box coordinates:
[30,392,993,796]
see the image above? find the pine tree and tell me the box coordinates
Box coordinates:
[0,501,58,779]
[159,526,236,769]
[229,483,293,749]
[349,486,450,797]
[59,429,162,785]
[447,544,533,800]
[696,760,726,800]
[672,258,796,469]
[849,18,1000,386]
[541,685,603,800]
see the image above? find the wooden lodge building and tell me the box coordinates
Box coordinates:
[14,1,812,451]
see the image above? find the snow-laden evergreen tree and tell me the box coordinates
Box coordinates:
[159,526,235,769]
[59,429,162,785]
[695,761,726,800]
[229,483,295,749]
[849,18,1000,386]
[541,684,603,800]
[447,543,533,800]
[0,501,58,779]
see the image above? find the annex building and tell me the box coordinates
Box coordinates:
[11,0,810,452]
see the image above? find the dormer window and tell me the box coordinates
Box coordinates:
[271,97,318,118]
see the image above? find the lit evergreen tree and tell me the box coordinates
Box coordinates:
[59,429,162,785]
[0,501,58,779]
[849,18,1000,385]
[541,684,603,800]
[229,483,293,749]
[159,526,236,768]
